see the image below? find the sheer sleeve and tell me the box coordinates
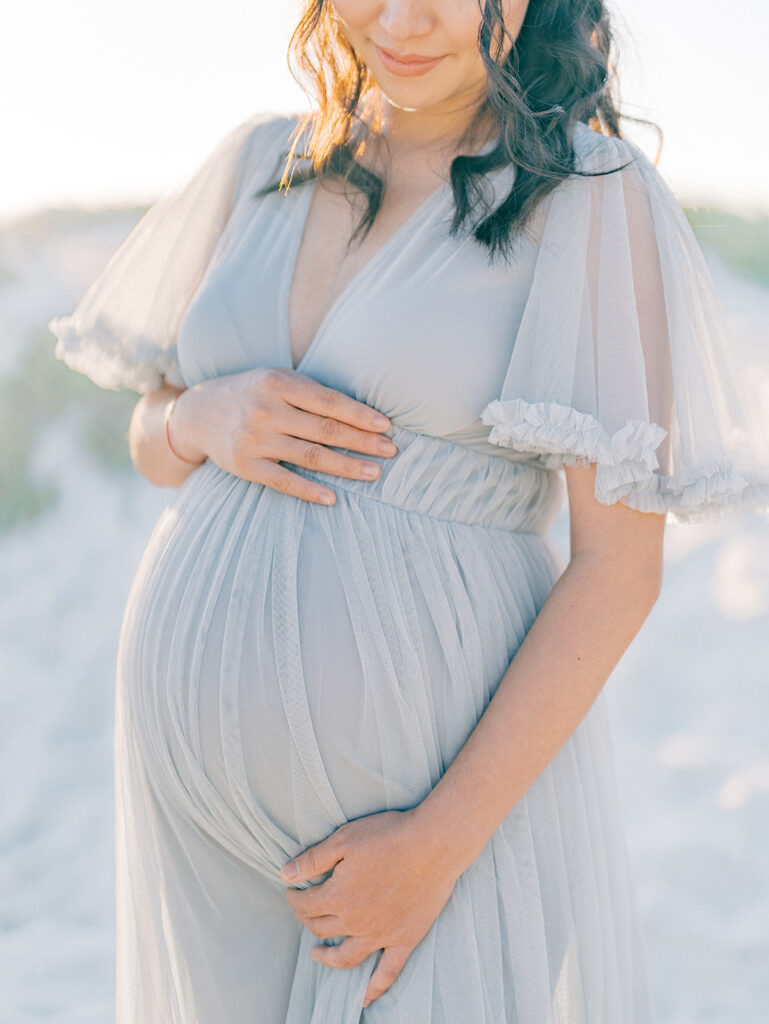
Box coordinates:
[480,122,769,525]
[47,110,290,394]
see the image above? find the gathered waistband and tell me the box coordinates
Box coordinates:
[289,423,564,536]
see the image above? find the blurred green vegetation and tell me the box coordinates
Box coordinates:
[0,328,137,530]
[684,205,769,290]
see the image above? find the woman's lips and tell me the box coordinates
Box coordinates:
[373,43,446,77]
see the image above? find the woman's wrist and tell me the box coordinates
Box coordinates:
[408,790,492,881]
[164,387,207,466]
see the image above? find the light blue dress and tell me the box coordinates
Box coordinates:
[49,111,769,1023]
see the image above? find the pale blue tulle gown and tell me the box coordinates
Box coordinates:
[49,111,769,1023]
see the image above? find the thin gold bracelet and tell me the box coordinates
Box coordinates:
[164,397,206,466]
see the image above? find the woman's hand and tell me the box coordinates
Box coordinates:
[169,366,399,504]
[280,808,462,1008]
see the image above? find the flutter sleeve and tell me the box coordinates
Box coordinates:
[480,122,769,525]
[47,111,284,394]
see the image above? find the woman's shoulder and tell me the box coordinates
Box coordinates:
[232,108,310,188]
[240,108,305,140]
[545,120,669,230]
[569,120,648,176]
[237,108,305,158]
[181,109,302,196]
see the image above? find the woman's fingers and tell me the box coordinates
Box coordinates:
[363,945,412,1007]
[265,432,390,482]
[247,460,338,505]
[309,935,374,970]
[276,369,392,434]
[281,405,399,461]
[305,932,414,1007]
[190,366,399,500]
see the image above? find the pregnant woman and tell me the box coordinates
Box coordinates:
[49,1,769,1021]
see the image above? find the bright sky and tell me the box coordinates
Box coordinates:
[3,0,767,224]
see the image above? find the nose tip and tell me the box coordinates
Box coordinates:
[377,6,435,44]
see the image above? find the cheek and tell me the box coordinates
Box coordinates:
[329,0,376,35]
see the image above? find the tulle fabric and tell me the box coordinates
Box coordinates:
[47,111,296,394]
[481,123,769,524]
[114,423,655,1023]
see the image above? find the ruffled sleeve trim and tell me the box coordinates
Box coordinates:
[479,121,769,526]
[48,315,186,393]
[481,397,769,524]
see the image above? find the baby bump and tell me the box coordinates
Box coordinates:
[116,459,562,856]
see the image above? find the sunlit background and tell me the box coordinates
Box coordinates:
[2,2,768,1023]
[3,0,769,222]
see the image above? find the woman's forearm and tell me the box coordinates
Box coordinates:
[415,551,661,876]
[128,383,205,488]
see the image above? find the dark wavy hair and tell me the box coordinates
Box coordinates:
[254,0,662,266]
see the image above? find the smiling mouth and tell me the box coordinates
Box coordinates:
[375,43,445,64]
[372,43,447,75]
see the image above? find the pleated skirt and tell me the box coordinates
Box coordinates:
[113,424,656,1022]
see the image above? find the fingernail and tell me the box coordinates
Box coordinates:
[362,999,371,1008]
[361,463,380,478]
[378,440,398,455]
[281,860,298,881]
[372,413,390,427]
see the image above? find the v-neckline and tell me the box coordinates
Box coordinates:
[281,174,450,373]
